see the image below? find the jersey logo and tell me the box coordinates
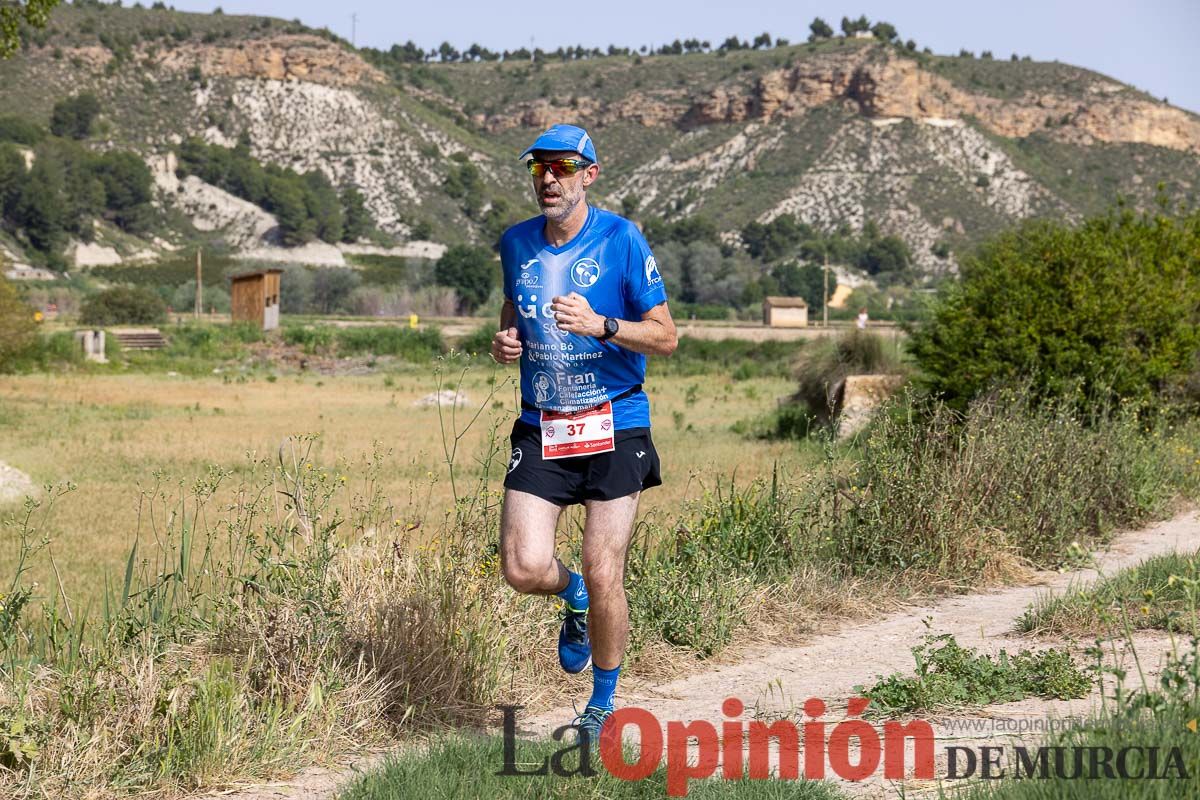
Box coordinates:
[533,371,557,404]
[646,255,662,285]
[516,292,555,321]
[571,258,601,288]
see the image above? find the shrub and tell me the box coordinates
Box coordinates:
[0,115,45,146]
[79,286,168,326]
[815,388,1191,580]
[908,209,1200,410]
[335,326,444,360]
[787,331,903,428]
[49,92,101,140]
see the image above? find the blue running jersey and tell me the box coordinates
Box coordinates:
[500,206,668,430]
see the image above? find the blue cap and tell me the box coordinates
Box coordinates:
[519,124,597,163]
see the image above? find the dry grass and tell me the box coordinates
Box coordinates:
[0,363,807,607]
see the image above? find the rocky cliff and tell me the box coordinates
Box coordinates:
[1,5,1197,275]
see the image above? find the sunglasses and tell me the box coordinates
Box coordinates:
[526,158,593,178]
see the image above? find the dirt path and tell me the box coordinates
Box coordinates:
[206,510,1200,799]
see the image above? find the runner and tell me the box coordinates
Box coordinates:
[491,124,677,744]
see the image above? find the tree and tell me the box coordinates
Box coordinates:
[871,22,898,42]
[309,267,361,314]
[771,261,825,312]
[620,195,639,218]
[340,186,370,242]
[14,155,65,254]
[752,32,772,49]
[809,17,834,40]
[841,15,870,36]
[1,0,61,59]
[0,275,36,371]
[435,244,494,311]
[93,150,152,232]
[0,142,26,218]
[50,92,101,140]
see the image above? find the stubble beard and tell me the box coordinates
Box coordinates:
[537,184,583,222]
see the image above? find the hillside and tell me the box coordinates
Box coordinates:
[1,3,1198,277]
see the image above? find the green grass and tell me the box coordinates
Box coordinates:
[947,639,1200,799]
[1018,550,1200,637]
[858,634,1092,715]
[649,338,807,380]
[339,734,847,800]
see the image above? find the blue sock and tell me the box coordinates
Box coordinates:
[555,569,588,611]
[588,664,620,710]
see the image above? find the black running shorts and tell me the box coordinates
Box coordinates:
[503,420,662,506]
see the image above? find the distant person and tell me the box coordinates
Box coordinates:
[856,306,869,329]
[491,124,677,745]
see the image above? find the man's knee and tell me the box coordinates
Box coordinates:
[502,553,556,594]
[582,559,623,595]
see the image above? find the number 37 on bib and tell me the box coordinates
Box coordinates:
[539,402,616,459]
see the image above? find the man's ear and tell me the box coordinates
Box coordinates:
[583,164,600,187]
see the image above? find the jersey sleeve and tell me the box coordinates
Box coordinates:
[622,222,668,316]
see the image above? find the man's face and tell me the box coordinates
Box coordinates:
[528,150,598,222]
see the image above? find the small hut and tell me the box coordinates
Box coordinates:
[230,269,282,331]
[763,296,809,328]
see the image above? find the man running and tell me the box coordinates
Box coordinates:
[491,124,677,742]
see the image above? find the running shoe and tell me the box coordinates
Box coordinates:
[572,704,613,748]
[558,604,591,673]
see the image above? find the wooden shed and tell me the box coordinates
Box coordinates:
[230,269,282,331]
[763,296,809,328]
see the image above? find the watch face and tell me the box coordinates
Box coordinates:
[604,317,619,336]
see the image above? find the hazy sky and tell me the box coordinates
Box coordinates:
[163,1,1200,114]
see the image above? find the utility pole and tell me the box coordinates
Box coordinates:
[822,250,829,327]
[350,13,357,47]
[195,247,202,319]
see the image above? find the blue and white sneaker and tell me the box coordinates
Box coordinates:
[573,704,613,748]
[558,604,591,673]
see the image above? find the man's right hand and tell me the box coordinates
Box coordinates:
[491,326,522,364]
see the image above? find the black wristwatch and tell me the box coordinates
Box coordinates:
[599,317,619,341]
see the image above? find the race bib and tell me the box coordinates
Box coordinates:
[540,401,616,460]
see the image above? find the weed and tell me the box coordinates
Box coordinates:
[858,634,1092,714]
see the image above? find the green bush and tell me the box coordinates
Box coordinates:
[335,326,444,360]
[282,324,335,353]
[0,115,45,146]
[79,286,167,326]
[454,323,495,356]
[0,275,37,371]
[909,209,1200,410]
[166,322,262,359]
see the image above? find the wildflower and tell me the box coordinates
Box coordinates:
[1140,605,1150,615]
[1168,575,1178,586]
[1143,589,1154,600]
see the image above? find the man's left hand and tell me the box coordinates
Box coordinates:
[551,292,605,337]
